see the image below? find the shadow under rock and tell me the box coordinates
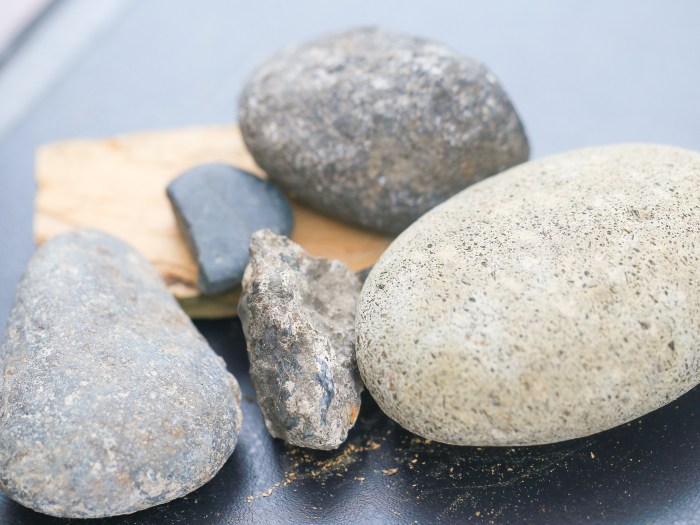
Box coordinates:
[358,386,700,524]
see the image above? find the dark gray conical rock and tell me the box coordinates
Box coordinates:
[0,229,242,518]
[239,27,529,234]
[238,230,363,450]
[166,163,294,294]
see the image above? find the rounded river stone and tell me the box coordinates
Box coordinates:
[356,144,700,446]
[0,229,243,518]
[239,27,529,235]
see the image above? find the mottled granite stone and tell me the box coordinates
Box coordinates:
[239,27,529,234]
[167,163,293,294]
[0,229,242,518]
[357,144,700,446]
[238,230,363,450]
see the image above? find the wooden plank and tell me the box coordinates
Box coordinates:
[34,125,393,318]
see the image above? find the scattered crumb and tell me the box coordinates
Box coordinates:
[248,437,388,502]
[382,468,398,476]
[284,471,297,486]
[475,511,481,517]
[590,452,596,459]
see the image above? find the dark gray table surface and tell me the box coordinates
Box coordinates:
[0,1,699,523]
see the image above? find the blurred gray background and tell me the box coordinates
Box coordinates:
[1,0,699,335]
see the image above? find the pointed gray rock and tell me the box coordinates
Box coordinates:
[0,229,242,518]
[238,230,363,450]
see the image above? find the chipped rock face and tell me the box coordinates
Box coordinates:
[239,27,529,234]
[356,144,700,447]
[0,229,242,518]
[238,230,363,450]
[167,163,294,294]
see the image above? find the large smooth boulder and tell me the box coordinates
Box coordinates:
[356,144,700,446]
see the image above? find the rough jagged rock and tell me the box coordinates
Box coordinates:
[356,144,700,447]
[239,27,529,234]
[0,229,243,518]
[238,229,363,450]
[167,163,294,294]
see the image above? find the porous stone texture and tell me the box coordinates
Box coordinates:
[238,230,363,450]
[239,27,529,235]
[0,229,243,518]
[167,163,293,294]
[356,144,700,446]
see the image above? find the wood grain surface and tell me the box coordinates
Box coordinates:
[34,125,392,318]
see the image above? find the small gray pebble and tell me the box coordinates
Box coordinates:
[0,229,243,518]
[167,163,294,294]
[238,229,363,450]
[239,27,529,234]
[356,144,700,447]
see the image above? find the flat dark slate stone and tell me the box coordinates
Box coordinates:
[166,164,294,295]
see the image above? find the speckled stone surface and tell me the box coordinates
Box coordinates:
[356,144,700,446]
[167,163,293,294]
[238,230,363,450]
[0,229,243,518]
[239,27,529,235]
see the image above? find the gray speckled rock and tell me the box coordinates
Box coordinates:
[0,229,242,518]
[239,27,529,235]
[356,144,700,446]
[238,230,363,450]
[167,163,294,294]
